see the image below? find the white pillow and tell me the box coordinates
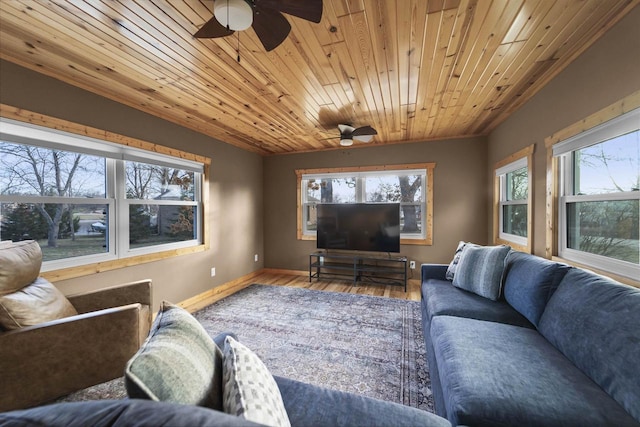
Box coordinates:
[222,336,290,427]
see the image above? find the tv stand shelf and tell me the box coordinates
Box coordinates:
[309,252,407,292]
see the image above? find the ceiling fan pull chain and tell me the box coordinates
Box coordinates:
[237,32,241,63]
[226,0,230,30]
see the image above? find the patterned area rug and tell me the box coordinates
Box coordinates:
[59,284,434,412]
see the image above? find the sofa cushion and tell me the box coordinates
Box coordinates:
[274,375,451,427]
[538,269,640,422]
[222,336,290,427]
[0,240,42,295]
[431,315,639,427]
[502,252,571,326]
[421,279,532,328]
[125,301,223,410]
[451,244,511,300]
[0,277,78,330]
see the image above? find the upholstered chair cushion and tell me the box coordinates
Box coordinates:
[0,277,78,330]
[124,301,224,410]
[0,240,42,296]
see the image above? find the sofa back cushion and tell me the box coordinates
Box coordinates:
[502,252,570,327]
[538,269,640,422]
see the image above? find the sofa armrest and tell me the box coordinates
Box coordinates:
[421,264,449,282]
[67,279,152,315]
[0,303,144,411]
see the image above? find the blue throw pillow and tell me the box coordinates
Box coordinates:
[445,241,478,281]
[452,245,511,301]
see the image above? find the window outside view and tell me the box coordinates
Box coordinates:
[502,166,528,237]
[0,140,202,265]
[303,172,424,238]
[125,161,198,249]
[0,142,109,262]
[566,130,640,266]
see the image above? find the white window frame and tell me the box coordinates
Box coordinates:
[497,158,529,247]
[0,118,204,272]
[494,145,534,252]
[296,163,435,245]
[552,107,639,280]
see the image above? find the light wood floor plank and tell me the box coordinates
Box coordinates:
[237,270,421,302]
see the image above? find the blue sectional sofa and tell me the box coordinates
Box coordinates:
[421,249,640,427]
[1,303,451,427]
[0,380,451,427]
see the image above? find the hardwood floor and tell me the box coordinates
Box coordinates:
[238,270,422,302]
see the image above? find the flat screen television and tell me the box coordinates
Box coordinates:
[316,203,401,253]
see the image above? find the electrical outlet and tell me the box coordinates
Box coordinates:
[210,267,216,277]
[409,261,416,269]
[254,254,259,262]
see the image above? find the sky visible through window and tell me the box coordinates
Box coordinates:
[576,131,640,195]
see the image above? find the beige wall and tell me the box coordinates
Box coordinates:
[0,60,264,310]
[263,136,489,274]
[487,5,640,257]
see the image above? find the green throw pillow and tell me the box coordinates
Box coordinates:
[125,301,223,410]
[452,244,511,301]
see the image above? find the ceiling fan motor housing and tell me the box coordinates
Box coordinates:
[214,0,253,31]
[338,124,377,146]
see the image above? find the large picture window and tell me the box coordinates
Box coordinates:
[296,163,434,245]
[494,145,533,252]
[550,107,639,280]
[0,117,206,272]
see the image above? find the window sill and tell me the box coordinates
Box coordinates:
[551,256,639,289]
[41,243,208,282]
[495,237,531,253]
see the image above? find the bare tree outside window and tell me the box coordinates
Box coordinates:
[567,131,640,265]
[0,142,104,248]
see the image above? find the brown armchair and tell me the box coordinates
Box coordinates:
[0,241,152,411]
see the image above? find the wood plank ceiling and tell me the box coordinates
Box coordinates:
[0,0,637,155]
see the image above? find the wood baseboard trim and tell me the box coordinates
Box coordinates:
[261,268,308,276]
[178,270,264,313]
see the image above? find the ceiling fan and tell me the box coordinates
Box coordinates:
[337,124,378,146]
[194,0,323,52]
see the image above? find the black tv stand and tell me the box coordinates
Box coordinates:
[309,251,407,292]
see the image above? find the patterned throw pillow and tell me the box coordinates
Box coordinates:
[452,244,511,300]
[445,241,478,281]
[222,336,291,427]
[125,301,224,410]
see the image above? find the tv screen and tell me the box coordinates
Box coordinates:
[316,203,401,253]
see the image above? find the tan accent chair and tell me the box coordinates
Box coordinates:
[0,241,152,411]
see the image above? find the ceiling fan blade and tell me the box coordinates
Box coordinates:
[256,0,323,23]
[352,125,377,137]
[252,8,291,51]
[194,17,234,38]
[338,124,355,134]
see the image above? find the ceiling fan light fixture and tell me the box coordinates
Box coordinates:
[340,138,354,147]
[214,0,253,31]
